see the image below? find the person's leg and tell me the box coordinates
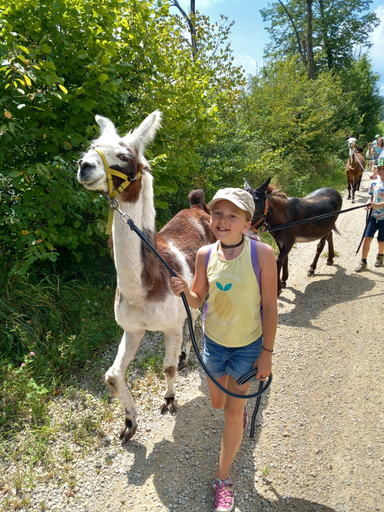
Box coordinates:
[214,376,252,480]
[361,237,373,260]
[376,222,384,266]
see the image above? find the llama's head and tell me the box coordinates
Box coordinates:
[77,110,162,196]
[347,137,357,150]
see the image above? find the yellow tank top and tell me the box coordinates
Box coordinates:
[204,237,262,347]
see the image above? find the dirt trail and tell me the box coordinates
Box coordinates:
[10,173,384,512]
[99,173,384,512]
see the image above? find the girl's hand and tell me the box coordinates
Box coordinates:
[253,350,273,381]
[170,273,189,297]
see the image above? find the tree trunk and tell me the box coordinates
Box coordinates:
[277,0,307,71]
[306,0,315,79]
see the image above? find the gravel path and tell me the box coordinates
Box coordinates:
[4,174,384,512]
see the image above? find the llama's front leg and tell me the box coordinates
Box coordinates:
[178,309,199,370]
[105,330,145,442]
[161,328,183,414]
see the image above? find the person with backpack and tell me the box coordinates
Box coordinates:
[355,155,384,272]
[170,188,278,512]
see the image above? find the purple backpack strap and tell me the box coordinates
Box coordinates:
[250,238,263,322]
[202,245,214,346]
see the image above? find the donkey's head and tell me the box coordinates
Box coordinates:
[244,177,271,228]
[77,110,162,197]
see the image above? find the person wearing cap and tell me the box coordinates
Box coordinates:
[170,188,278,512]
[371,138,384,179]
[355,155,384,272]
[372,135,384,166]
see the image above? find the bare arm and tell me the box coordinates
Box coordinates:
[170,246,210,308]
[253,242,278,380]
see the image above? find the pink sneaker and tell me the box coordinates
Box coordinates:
[212,477,234,512]
[243,406,247,430]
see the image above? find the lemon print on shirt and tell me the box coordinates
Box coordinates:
[214,282,232,317]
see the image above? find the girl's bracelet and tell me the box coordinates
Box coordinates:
[262,346,274,354]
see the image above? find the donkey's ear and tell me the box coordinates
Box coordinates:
[124,110,163,153]
[95,115,118,137]
[256,177,271,195]
[243,178,252,191]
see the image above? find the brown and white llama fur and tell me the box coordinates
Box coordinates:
[346,136,365,203]
[77,111,214,441]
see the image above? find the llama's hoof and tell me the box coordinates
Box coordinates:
[280,281,287,289]
[161,396,176,415]
[351,199,355,204]
[326,260,334,266]
[119,418,137,442]
[307,269,315,276]
[178,351,187,370]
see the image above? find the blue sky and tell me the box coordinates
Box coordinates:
[173,1,384,94]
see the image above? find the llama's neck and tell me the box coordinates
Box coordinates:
[112,172,157,303]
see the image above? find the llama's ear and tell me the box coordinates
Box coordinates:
[95,115,118,137]
[256,177,271,195]
[124,110,163,153]
[243,178,252,191]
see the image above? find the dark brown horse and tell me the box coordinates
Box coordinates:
[244,178,343,294]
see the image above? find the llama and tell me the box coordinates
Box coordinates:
[77,111,215,441]
[366,142,374,172]
[346,136,365,203]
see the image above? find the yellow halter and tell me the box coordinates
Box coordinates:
[95,149,142,235]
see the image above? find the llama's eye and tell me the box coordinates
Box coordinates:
[118,154,129,161]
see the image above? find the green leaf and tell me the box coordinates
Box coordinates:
[97,73,109,84]
[79,99,95,111]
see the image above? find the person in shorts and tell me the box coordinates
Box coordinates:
[170,188,278,511]
[355,155,384,272]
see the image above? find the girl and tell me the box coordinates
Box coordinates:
[170,187,278,512]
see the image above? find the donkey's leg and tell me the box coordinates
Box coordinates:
[308,235,328,275]
[178,308,199,370]
[326,232,335,266]
[161,327,183,414]
[105,330,145,442]
[276,241,294,294]
[281,255,289,288]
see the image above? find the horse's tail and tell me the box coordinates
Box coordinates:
[188,189,210,214]
[333,225,341,236]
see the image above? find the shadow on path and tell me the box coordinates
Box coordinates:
[120,373,335,512]
[278,264,376,329]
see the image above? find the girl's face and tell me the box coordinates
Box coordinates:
[210,200,251,243]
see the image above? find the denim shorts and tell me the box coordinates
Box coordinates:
[365,216,384,242]
[202,334,263,381]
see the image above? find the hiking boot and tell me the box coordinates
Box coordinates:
[213,477,234,512]
[355,261,367,272]
[375,254,384,267]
